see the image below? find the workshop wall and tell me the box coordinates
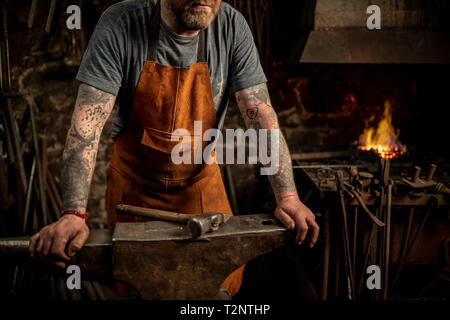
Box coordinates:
[7,0,449,225]
[6,0,117,228]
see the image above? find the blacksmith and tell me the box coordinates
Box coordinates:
[29,0,319,298]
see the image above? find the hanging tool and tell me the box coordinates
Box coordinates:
[336,170,354,299]
[383,179,393,300]
[343,183,384,227]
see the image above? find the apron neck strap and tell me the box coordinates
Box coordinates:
[147,0,207,63]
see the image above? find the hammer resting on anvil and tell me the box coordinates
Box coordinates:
[0,214,292,299]
[116,204,231,238]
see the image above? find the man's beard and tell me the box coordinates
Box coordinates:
[167,0,219,31]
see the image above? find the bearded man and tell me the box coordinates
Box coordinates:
[29,0,319,298]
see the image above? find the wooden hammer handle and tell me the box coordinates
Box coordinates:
[116,204,193,223]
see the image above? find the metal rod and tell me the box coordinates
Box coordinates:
[41,138,59,221]
[1,0,11,92]
[397,207,415,270]
[11,264,19,295]
[291,151,349,161]
[0,109,14,165]
[45,0,58,33]
[412,166,421,183]
[425,164,436,181]
[23,156,36,233]
[376,190,384,300]
[29,103,49,225]
[358,216,376,296]
[336,170,354,299]
[41,138,48,195]
[333,220,340,298]
[383,181,393,300]
[352,206,358,296]
[320,207,330,300]
[27,0,38,28]
[293,165,365,169]
[376,158,389,300]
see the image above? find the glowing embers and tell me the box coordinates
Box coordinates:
[358,99,406,159]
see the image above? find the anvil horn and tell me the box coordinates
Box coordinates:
[0,229,113,280]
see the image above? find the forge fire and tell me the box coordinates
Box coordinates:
[357,99,407,160]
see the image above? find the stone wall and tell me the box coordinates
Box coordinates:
[6,1,117,227]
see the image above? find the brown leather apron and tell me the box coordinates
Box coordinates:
[105,1,244,297]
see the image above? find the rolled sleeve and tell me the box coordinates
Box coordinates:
[76,8,124,95]
[229,12,267,92]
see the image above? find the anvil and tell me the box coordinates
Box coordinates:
[0,214,290,299]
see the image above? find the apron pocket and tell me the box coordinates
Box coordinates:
[141,127,201,157]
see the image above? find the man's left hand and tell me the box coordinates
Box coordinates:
[274,195,320,248]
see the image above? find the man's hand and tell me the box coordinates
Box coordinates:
[28,215,89,268]
[274,195,320,248]
[235,83,320,248]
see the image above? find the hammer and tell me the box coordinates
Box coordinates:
[116,204,230,238]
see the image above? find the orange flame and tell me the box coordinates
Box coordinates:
[358,99,406,159]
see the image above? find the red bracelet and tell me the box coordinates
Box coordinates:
[61,211,89,220]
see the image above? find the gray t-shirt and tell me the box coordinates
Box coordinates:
[76,0,267,137]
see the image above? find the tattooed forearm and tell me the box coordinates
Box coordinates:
[235,83,297,200]
[61,83,115,212]
[268,133,297,196]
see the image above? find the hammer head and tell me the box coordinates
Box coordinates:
[187,212,230,238]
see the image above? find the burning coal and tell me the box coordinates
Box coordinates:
[358,99,406,159]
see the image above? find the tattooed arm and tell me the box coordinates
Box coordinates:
[235,83,319,247]
[61,84,116,212]
[29,83,116,267]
